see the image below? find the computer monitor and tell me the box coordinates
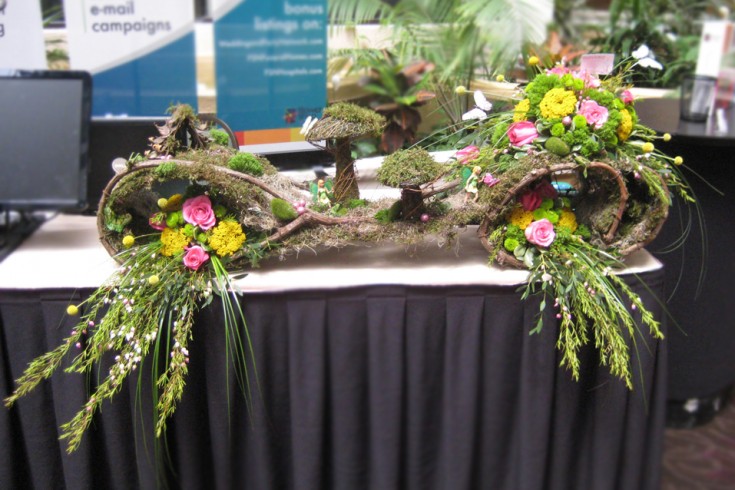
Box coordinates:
[0,70,92,210]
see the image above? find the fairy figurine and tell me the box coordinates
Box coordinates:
[464,165,481,203]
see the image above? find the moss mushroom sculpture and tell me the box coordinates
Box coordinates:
[377,148,445,220]
[303,103,385,204]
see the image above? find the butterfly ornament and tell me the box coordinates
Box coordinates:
[462,90,493,121]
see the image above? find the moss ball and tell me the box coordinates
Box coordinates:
[270,198,298,221]
[377,148,444,188]
[228,152,264,176]
[545,136,571,156]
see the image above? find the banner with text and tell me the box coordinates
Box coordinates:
[213,0,327,145]
[0,1,46,69]
[64,0,198,116]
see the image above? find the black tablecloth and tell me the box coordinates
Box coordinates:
[0,275,666,489]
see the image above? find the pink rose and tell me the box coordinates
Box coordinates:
[520,190,542,211]
[455,145,480,164]
[182,195,217,230]
[507,121,539,147]
[183,245,210,271]
[577,99,609,129]
[525,219,556,248]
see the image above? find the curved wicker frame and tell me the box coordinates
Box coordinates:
[97,160,370,263]
[476,161,651,269]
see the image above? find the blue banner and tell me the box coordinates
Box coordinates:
[64,0,198,117]
[214,0,327,141]
[90,34,198,116]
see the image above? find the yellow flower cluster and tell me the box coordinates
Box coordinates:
[160,227,190,256]
[509,206,534,230]
[539,88,577,119]
[617,109,633,142]
[209,220,246,257]
[513,99,531,122]
[557,209,578,232]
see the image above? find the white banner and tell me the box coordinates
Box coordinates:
[64,0,195,74]
[0,0,47,69]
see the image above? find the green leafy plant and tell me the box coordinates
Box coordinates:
[329,0,551,122]
[346,49,436,153]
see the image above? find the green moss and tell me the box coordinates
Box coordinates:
[209,128,230,146]
[323,103,384,131]
[345,199,368,209]
[228,153,264,176]
[307,102,386,140]
[270,198,298,221]
[155,161,178,178]
[545,136,570,156]
[377,148,444,187]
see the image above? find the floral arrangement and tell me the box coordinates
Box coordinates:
[4,70,690,452]
[449,57,693,387]
[4,185,261,451]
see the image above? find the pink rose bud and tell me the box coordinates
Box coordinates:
[507,121,539,147]
[149,213,167,231]
[562,116,572,126]
[620,89,634,105]
[525,218,556,248]
[183,245,210,271]
[455,145,480,164]
[420,213,430,223]
[182,195,217,230]
[296,205,306,215]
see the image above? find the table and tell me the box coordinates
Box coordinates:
[0,215,666,490]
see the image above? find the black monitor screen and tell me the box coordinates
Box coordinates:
[0,70,92,210]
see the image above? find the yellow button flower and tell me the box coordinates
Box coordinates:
[539,88,577,119]
[617,109,633,142]
[513,99,531,122]
[122,235,135,248]
[528,56,540,66]
[67,305,79,316]
[509,206,534,230]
